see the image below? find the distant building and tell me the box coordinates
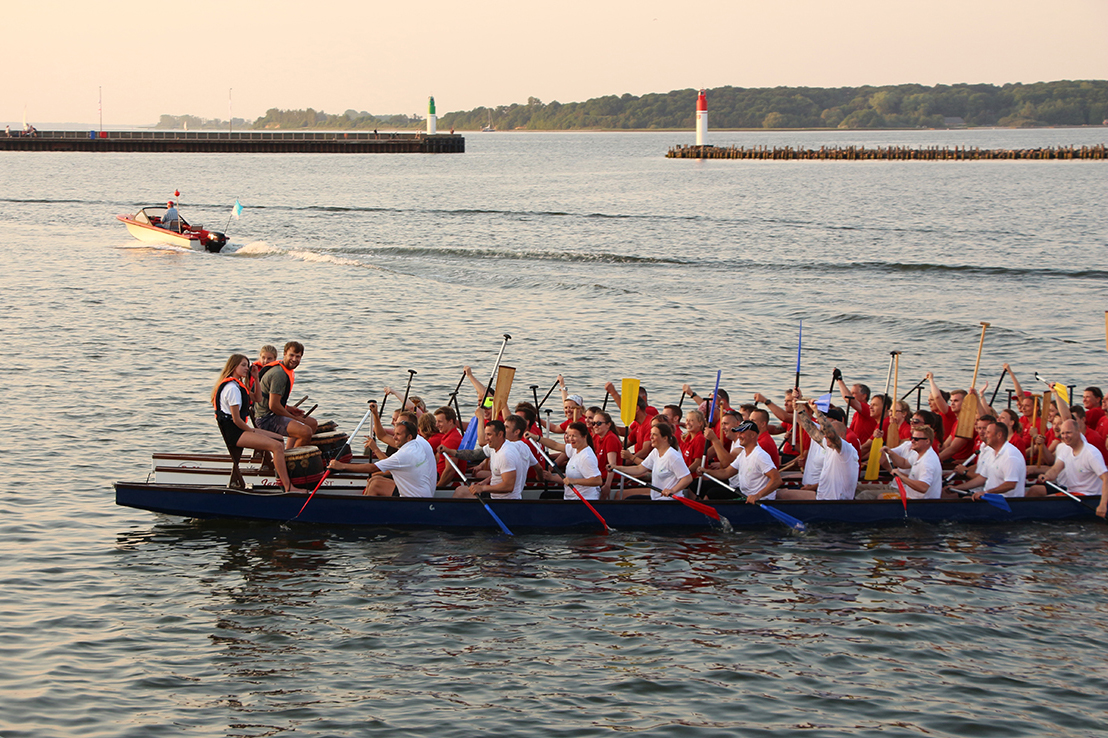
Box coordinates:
[943,117,966,127]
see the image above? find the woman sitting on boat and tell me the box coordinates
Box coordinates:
[612,422,693,501]
[528,421,603,500]
[680,410,707,472]
[589,411,622,497]
[213,354,304,494]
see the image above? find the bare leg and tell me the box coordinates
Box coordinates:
[774,488,818,500]
[238,432,305,493]
[1026,484,1048,498]
[364,477,397,497]
[453,485,475,499]
[287,420,314,449]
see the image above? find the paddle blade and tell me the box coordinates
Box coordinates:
[620,378,640,427]
[981,493,1012,512]
[1052,383,1069,404]
[886,416,900,447]
[459,416,479,450]
[673,494,721,521]
[955,394,977,439]
[864,438,883,481]
[493,365,516,420]
[894,476,909,514]
[815,393,832,412]
[759,503,806,531]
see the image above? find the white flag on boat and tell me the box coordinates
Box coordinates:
[232,199,243,219]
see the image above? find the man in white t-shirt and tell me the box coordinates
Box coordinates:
[1029,420,1108,515]
[454,419,522,500]
[777,399,858,501]
[947,420,1027,499]
[702,420,781,502]
[328,419,436,497]
[882,425,943,499]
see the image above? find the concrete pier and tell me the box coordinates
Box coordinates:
[667,143,1107,161]
[0,130,465,153]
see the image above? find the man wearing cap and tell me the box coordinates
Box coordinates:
[777,399,859,500]
[162,200,180,231]
[701,420,782,503]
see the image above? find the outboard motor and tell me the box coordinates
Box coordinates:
[202,230,228,253]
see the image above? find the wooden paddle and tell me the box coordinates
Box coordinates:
[865,353,895,481]
[492,365,515,420]
[1030,391,1041,465]
[886,351,901,447]
[955,322,990,439]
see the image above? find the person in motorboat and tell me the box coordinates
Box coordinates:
[212,354,304,494]
[329,419,436,497]
[161,200,181,231]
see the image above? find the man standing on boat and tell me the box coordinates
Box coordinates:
[329,419,436,497]
[1028,419,1108,516]
[253,341,319,448]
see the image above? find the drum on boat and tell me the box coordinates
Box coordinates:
[314,420,337,434]
[286,445,326,487]
[310,431,352,462]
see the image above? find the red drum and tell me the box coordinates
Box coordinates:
[310,431,352,462]
[285,446,325,487]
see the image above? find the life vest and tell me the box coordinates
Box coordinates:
[214,377,251,423]
[258,360,295,407]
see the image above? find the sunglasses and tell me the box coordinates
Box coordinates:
[910,418,924,425]
[911,436,928,442]
[589,421,605,426]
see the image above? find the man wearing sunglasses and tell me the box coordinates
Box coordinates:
[881,425,943,499]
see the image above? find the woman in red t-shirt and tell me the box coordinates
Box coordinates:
[589,411,623,497]
[680,410,707,473]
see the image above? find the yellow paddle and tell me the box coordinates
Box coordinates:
[618,378,640,494]
[864,353,895,481]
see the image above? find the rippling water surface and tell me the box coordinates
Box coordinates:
[2,129,1107,736]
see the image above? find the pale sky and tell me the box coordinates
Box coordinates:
[4,0,1106,126]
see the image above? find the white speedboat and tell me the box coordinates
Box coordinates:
[117,206,228,252]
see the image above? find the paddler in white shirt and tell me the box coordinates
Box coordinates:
[329,419,436,497]
[454,419,523,500]
[700,419,782,503]
[1028,419,1108,515]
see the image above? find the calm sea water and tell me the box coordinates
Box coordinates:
[2,129,1107,737]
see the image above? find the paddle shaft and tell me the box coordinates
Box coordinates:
[698,370,721,498]
[538,378,559,409]
[611,469,720,520]
[533,444,611,532]
[444,454,514,536]
[969,322,990,391]
[864,354,895,481]
[292,400,377,519]
[989,367,1008,405]
[401,370,416,411]
[480,334,511,407]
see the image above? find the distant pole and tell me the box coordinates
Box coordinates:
[98,86,103,134]
[695,89,707,146]
[228,88,233,135]
[427,95,437,136]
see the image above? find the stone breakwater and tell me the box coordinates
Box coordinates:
[667,143,1107,160]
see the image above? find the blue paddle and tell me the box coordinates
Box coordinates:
[953,489,1012,512]
[444,454,514,536]
[701,474,806,532]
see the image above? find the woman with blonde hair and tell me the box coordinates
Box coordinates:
[212,354,303,493]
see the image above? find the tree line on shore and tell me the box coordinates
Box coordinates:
[157,80,1108,131]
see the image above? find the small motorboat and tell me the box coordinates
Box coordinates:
[117,205,228,252]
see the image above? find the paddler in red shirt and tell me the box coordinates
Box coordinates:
[836,372,878,442]
[926,372,974,464]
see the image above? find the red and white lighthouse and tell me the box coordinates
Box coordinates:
[695,89,707,146]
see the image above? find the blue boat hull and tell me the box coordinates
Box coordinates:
[113,482,1101,530]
